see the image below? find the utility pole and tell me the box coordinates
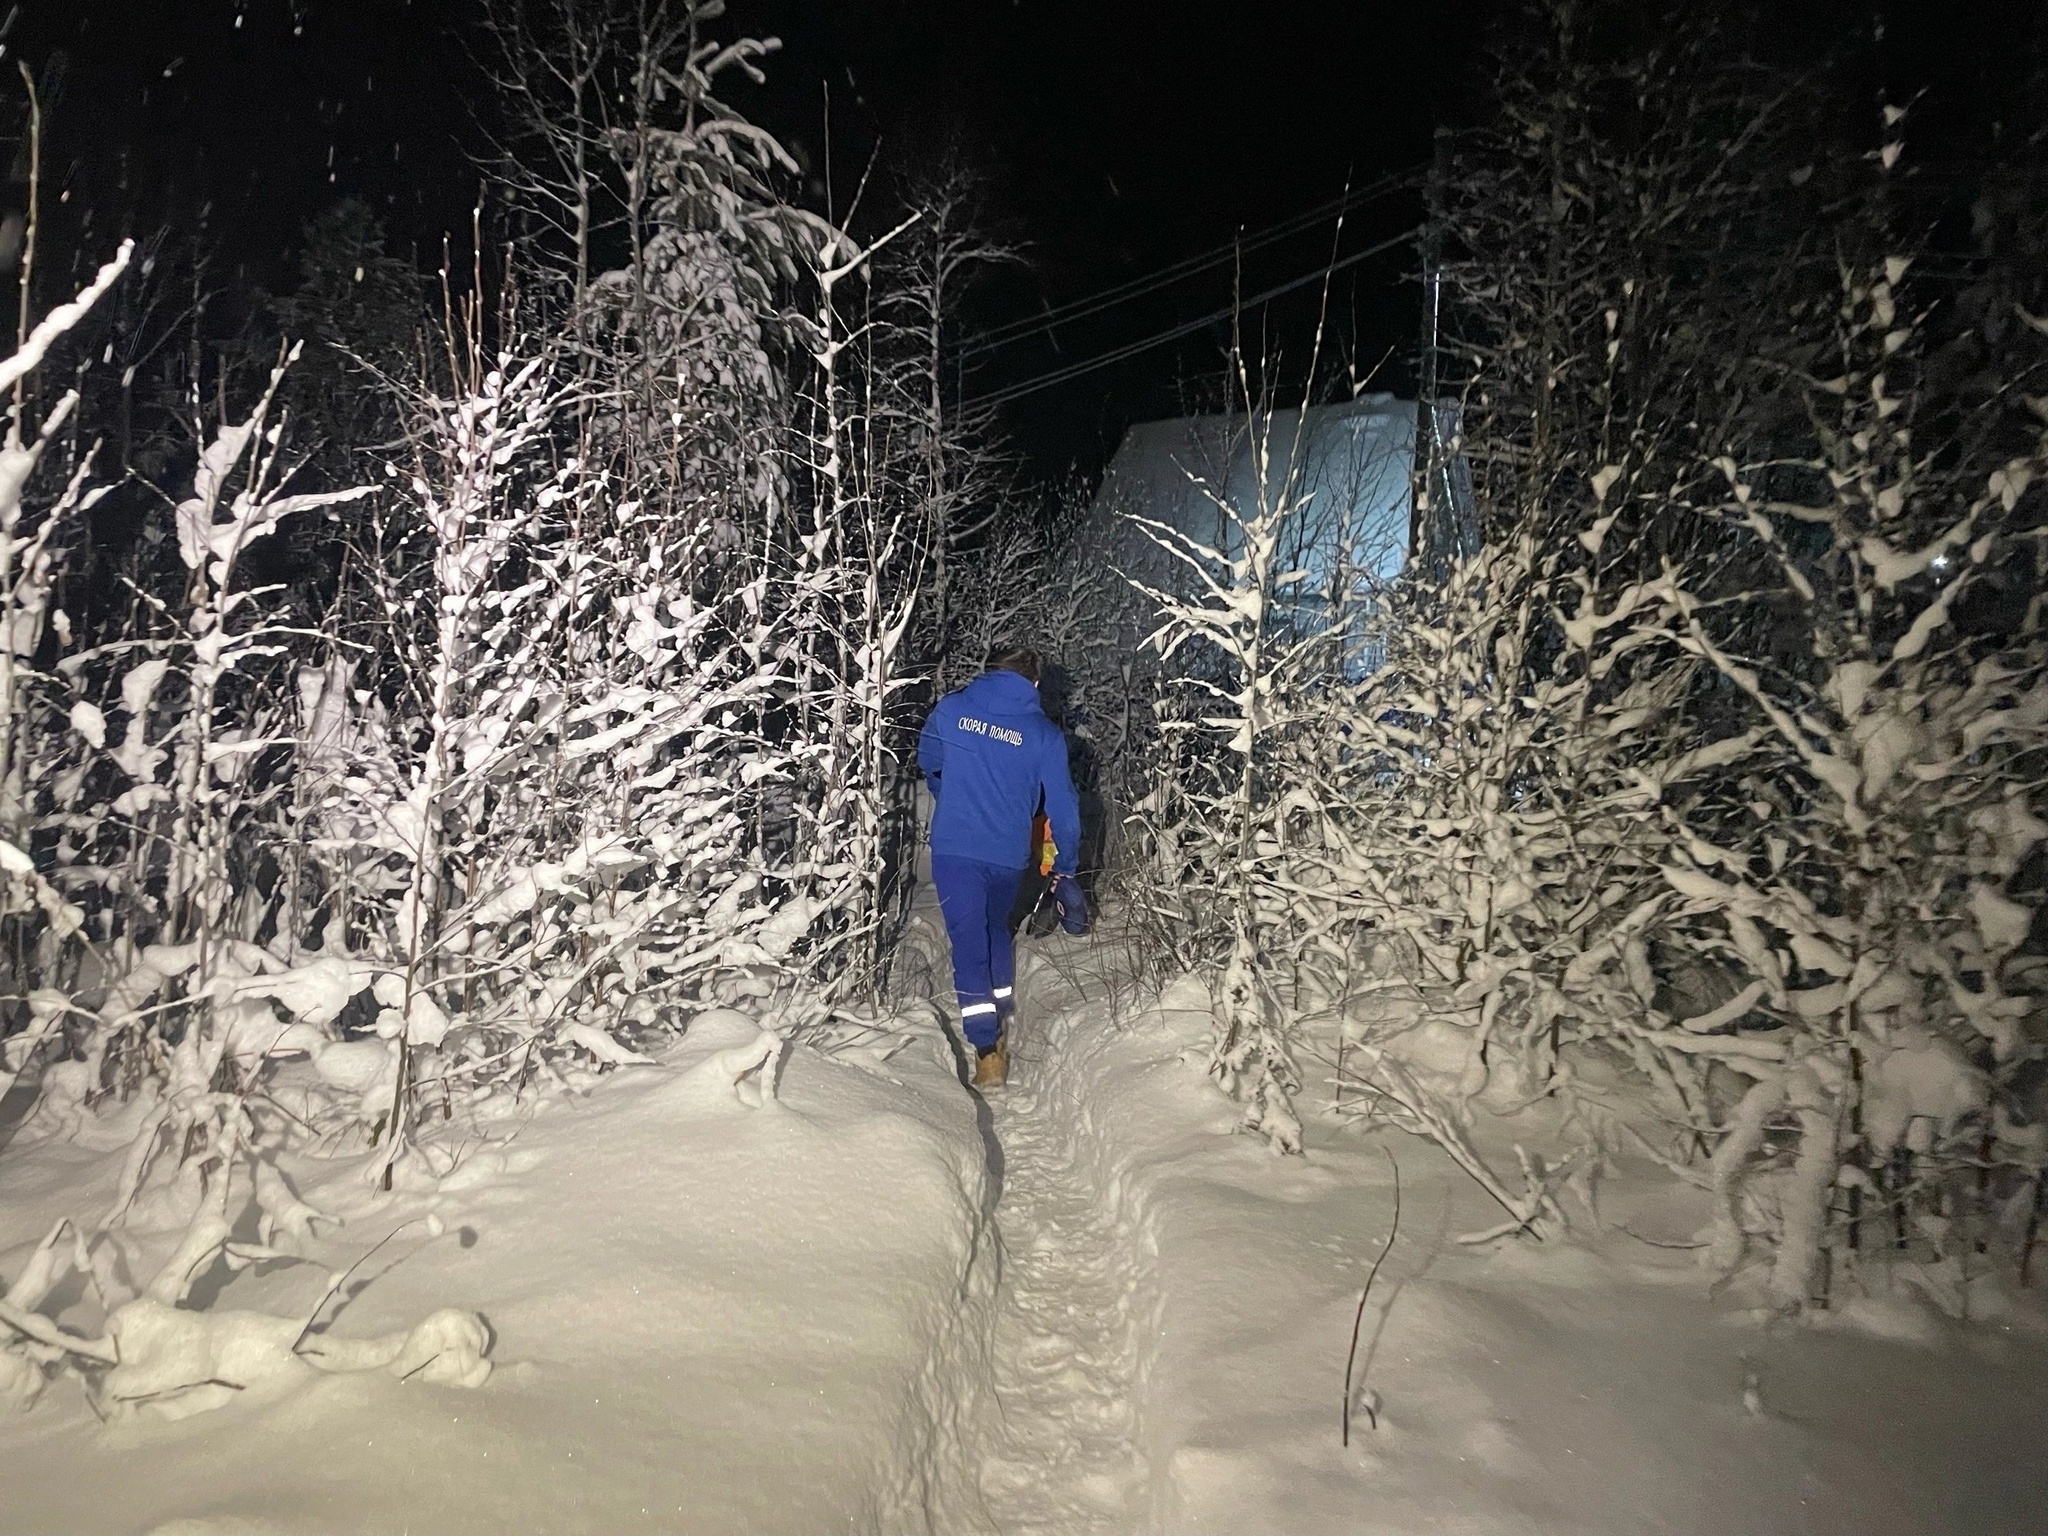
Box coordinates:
[1412,127,1453,576]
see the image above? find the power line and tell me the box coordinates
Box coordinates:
[972,225,1421,409]
[963,171,1415,356]
[959,167,1421,360]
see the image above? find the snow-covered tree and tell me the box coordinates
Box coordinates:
[2,5,1045,1414]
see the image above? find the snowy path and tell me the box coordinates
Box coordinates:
[9,897,2045,1536]
[964,944,2048,1536]
[970,973,1149,1535]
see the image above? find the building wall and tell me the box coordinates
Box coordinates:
[1079,394,1419,656]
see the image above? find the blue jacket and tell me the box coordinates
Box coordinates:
[919,668,1081,874]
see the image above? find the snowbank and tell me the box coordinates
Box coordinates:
[0,1006,995,1535]
[1012,946,2048,1536]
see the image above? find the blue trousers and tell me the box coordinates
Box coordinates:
[932,855,1023,1051]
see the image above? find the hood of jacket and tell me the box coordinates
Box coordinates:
[959,667,1043,716]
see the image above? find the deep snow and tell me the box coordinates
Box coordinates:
[5,915,2047,1535]
[998,935,2048,1536]
[0,1005,995,1535]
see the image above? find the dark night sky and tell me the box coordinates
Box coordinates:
[745,0,1484,476]
[5,0,2035,484]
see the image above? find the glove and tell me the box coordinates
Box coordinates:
[1051,874,1089,936]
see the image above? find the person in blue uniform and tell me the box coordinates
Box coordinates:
[918,647,1087,1088]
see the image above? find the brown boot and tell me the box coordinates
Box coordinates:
[971,1033,1009,1090]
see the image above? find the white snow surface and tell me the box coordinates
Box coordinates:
[0,1006,996,1535]
[987,940,2048,1536]
[6,921,2047,1534]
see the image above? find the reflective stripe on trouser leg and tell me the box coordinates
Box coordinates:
[992,984,1015,1023]
[958,999,1001,1053]
[932,854,1026,1054]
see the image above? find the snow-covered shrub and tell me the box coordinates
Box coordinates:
[1112,396,1417,1152]
[1109,446,1728,1228]
[2,1203,488,1419]
[1,243,135,1078]
[1125,450,1311,1150]
[0,253,457,1412]
[485,0,996,996]
[1091,17,2048,1306]
[4,2,1017,1412]
[1375,86,2044,1297]
[1640,245,2048,1307]
[1304,538,1714,1232]
[873,157,1024,701]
